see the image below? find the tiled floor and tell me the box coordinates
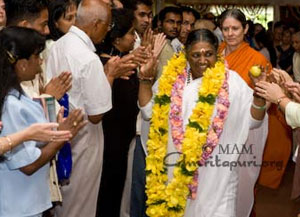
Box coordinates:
[256,161,300,217]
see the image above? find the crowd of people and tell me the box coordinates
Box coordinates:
[1,0,300,217]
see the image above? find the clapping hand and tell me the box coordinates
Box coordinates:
[57,107,87,140]
[25,123,72,142]
[131,46,148,66]
[141,28,154,47]
[44,71,72,100]
[105,55,137,80]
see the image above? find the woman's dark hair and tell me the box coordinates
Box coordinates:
[0,26,45,120]
[219,9,247,29]
[48,0,76,40]
[98,8,134,53]
[185,29,219,53]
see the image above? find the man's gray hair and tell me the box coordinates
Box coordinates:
[76,1,108,27]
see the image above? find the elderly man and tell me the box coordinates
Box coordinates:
[46,0,127,216]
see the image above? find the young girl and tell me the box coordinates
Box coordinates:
[0,26,85,217]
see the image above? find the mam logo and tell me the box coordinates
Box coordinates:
[218,144,253,155]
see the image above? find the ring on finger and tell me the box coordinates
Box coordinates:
[73,121,78,127]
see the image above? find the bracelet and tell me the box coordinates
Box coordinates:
[138,76,154,84]
[276,96,287,105]
[4,136,12,153]
[251,102,266,110]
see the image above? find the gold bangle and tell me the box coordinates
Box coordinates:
[4,136,12,153]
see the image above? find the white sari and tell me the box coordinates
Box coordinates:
[140,69,268,217]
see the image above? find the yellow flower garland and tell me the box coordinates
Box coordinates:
[146,52,226,217]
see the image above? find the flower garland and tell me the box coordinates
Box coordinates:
[145,51,229,217]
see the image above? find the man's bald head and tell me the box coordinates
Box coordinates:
[75,0,111,44]
[76,0,110,27]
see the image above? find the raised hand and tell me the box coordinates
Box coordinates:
[44,71,72,100]
[141,28,154,47]
[139,46,158,80]
[152,33,166,59]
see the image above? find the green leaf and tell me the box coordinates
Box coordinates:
[159,127,167,135]
[151,200,166,206]
[162,167,168,174]
[198,94,216,105]
[179,161,194,176]
[154,95,171,105]
[145,170,151,176]
[188,121,203,132]
[168,205,183,212]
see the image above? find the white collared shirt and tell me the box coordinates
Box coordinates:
[46,25,112,115]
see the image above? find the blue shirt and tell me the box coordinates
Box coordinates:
[0,89,52,217]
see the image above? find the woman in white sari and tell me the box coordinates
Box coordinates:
[138,29,268,217]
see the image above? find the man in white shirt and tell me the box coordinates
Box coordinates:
[47,1,118,217]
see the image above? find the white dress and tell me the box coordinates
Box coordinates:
[140,69,268,217]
